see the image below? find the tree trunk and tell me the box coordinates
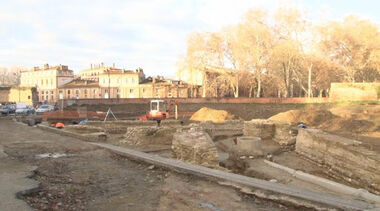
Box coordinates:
[233,74,239,98]
[202,71,206,98]
[256,73,261,98]
[249,86,254,98]
[307,63,313,98]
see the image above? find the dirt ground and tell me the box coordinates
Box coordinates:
[0,118,289,211]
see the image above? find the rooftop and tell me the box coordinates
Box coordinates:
[59,79,99,89]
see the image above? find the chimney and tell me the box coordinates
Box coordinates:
[44,63,49,70]
[91,64,93,69]
[101,62,104,68]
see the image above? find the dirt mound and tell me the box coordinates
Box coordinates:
[268,108,337,127]
[320,118,375,134]
[269,107,378,135]
[190,107,235,123]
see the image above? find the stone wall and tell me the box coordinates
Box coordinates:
[200,120,243,140]
[244,119,297,145]
[296,128,380,194]
[172,128,219,167]
[122,126,176,146]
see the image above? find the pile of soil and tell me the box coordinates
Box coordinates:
[268,108,337,127]
[190,107,235,123]
[268,107,377,134]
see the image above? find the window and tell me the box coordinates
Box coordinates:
[117,79,120,84]
[67,90,71,98]
[41,79,44,85]
[132,78,135,83]
[75,90,79,99]
[28,95,31,100]
[151,102,158,111]
[84,89,88,98]
[93,89,96,98]
[142,88,145,93]
[168,89,172,98]
[125,78,128,84]
[46,79,48,85]
[103,78,106,83]
[129,89,133,93]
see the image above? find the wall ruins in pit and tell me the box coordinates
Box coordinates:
[172,128,219,167]
[296,128,380,195]
[243,119,297,145]
[200,120,244,140]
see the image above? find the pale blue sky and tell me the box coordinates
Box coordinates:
[0,0,379,77]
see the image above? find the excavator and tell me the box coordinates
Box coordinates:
[140,99,179,126]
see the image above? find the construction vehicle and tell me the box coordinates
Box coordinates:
[141,99,179,125]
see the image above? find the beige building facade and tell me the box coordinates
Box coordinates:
[20,64,74,103]
[0,86,37,105]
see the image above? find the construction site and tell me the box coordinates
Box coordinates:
[0,98,379,211]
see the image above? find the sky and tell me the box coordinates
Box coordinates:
[0,0,379,77]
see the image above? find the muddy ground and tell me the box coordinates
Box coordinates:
[0,118,290,211]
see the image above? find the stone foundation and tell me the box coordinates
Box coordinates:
[236,136,263,156]
[122,126,176,145]
[172,128,219,167]
[244,119,297,145]
[244,119,274,140]
[296,128,380,194]
[200,120,244,140]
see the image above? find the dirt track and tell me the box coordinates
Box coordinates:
[0,118,286,211]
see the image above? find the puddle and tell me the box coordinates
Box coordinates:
[199,202,221,211]
[35,153,71,159]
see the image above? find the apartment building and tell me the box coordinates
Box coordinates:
[19,64,74,103]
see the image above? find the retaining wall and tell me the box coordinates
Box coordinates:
[296,128,380,195]
[60,97,330,107]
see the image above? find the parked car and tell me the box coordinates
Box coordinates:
[0,105,11,115]
[16,105,35,115]
[36,104,54,115]
[8,104,16,113]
